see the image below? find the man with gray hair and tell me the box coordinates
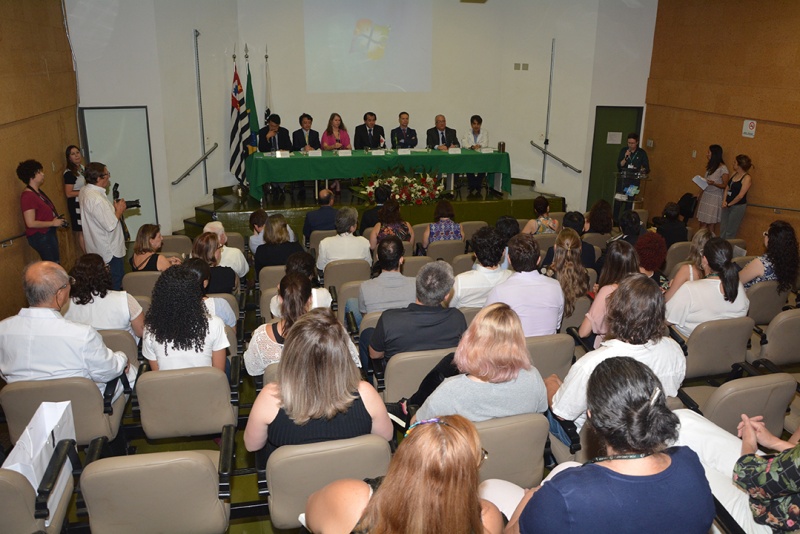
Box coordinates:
[316,206,371,270]
[369,261,466,362]
[203,221,249,278]
[0,261,133,399]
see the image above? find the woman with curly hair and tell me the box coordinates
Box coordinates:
[183,258,238,331]
[665,228,711,302]
[130,223,182,272]
[368,198,414,249]
[740,220,799,293]
[584,199,613,235]
[542,228,590,319]
[635,231,669,292]
[65,253,144,342]
[306,414,503,534]
[142,265,229,371]
[192,231,236,294]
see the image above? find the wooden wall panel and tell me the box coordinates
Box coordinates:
[0,0,79,320]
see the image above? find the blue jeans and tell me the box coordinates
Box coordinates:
[108,256,124,290]
[546,409,573,446]
[27,229,60,263]
[345,298,362,330]
[359,328,374,371]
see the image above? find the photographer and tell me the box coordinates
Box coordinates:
[17,159,67,263]
[79,162,127,290]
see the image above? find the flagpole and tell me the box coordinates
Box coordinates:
[193,29,209,194]
[264,44,271,126]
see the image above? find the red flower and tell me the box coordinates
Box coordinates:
[415,199,423,205]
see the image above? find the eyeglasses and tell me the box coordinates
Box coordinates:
[480,448,489,466]
[763,231,769,237]
[101,172,111,178]
[217,244,224,250]
[59,276,76,291]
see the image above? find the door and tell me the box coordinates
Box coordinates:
[586,106,643,209]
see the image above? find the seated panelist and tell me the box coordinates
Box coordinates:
[291,113,321,152]
[321,113,352,151]
[353,111,385,149]
[426,114,459,151]
[258,113,292,152]
[389,111,418,148]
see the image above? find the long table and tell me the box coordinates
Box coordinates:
[245,149,511,199]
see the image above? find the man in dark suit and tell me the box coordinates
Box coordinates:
[389,111,418,148]
[291,113,321,152]
[353,112,385,149]
[426,114,459,150]
[258,113,292,152]
[302,188,337,242]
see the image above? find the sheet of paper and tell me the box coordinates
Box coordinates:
[692,175,708,190]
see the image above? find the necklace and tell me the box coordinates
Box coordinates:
[589,451,653,463]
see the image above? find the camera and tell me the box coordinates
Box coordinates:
[112,183,141,210]
[56,214,69,228]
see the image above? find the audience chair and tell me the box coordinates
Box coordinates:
[258,265,285,294]
[732,255,756,270]
[226,232,245,255]
[334,280,362,324]
[99,329,139,366]
[727,238,747,254]
[459,307,481,326]
[586,268,598,289]
[361,225,374,243]
[411,223,428,251]
[534,233,557,255]
[263,434,391,530]
[549,211,565,228]
[633,209,649,229]
[516,219,529,233]
[308,230,336,259]
[746,281,790,328]
[426,239,466,264]
[0,438,79,534]
[382,347,457,401]
[582,232,612,252]
[259,286,279,322]
[121,271,161,299]
[668,260,692,281]
[526,334,575,380]
[549,420,601,465]
[160,234,192,256]
[664,241,691,277]
[451,253,475,276]
[749,308,800,368]
[401,255,432,277]
[134,295,151,317]
[224,325,238,357]
[461,220,488,242]
[476,413,549,488]
[669,317,755,381]
[324,259,371,299]
[560,295,592,332]
[208,292,243,326]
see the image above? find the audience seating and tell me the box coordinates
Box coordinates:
[426,239,465,264]
[586,267,597,289]
[475,413,549,487]
[324,259,371,299]
[381,347,456,401]
[534,233,557,254]
[411,223,428,251]
[259,286,279,322]
[560,295,592,332]
[308,230,336,259]
[549,421,601,465]
[134,295,151,317]
[732,255,756,270]
[401,256,432,277]
[99,329,139,366]
[592,245,601,263]
[226,232,245,255]
[668,260,692,281]
[224,325,238,357]
[549,211,565,228]
[748,308,800,368]
[258,265,285,293]
[663,241,691,277]
[451,253,475,275]
[746,280,789,328]
[122,271,161,299]
[727,238,747,254]
[264,434,391,530]
[334,280,362,324]
[461,220,488,242]
[669,317,755,381]
[209,292,243,324]
[160,234,192,256]
[526,334,575,380]
[459,307,481,326]
[361,225,374,243]
[582,232,612,252]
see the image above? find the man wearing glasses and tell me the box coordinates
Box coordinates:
[0,261,132,400]
[79,162,127,289]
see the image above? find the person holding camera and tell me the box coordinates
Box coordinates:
[79,162,126,290]
[17,159,66,263]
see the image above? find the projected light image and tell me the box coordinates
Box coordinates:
[304,0,432,93]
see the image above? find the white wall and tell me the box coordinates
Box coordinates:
[66,0,658,231]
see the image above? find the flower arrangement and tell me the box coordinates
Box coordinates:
[357,170,445,206]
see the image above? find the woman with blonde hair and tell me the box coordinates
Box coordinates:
[664,228,711,302]
[192,231,236,294]
[306,414,504,534]
[254,213,304,274]
[130,223,182,272]
[243,308,391,461]
[542,228,590,319]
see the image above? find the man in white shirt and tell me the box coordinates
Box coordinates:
[461,114,490,196]
[79,162,126,289]
[0,262,132,400]
[203,221,249,279]
[316,207,372,271]
[448,227,510,308]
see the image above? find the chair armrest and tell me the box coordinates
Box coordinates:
[255,446,269,497]
[102,374,123,414]
[229,355,241,407]
[346,310,359,336]
[35,439,76,519]
[752,357,783,375]
[676,388,702,414]
[713,495,747,534]
[556,418,582,455]
[732,361,763,377]
[85,437,108,466]
[753,325,767,345]
[218,424,236,499]
[565,326,593,355]
[329,285,338,312]
[668,326,689,356]
[371,357,386,392]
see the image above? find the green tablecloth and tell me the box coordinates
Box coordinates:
[245,149,511,199]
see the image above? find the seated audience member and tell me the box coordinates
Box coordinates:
[353,111,385,150]
[0,261,132,399]
[426,114,459,150]
[358,236,416,316]
[291,112,321,152]
[203,221,249,279]
[422,199,464,250]
[65,253,144,343]
[403,304,547,425]
[665,237,749,337]
[305,415,503,534]
[250,209,297,252]
[485,233,564,337]
[192,232,237,294]
[656,201,688,249]
[448,227,511,308]
[665,228,711,302]
[368,198,413,249]
[183,258,238,331]
[258,113,292,152]
[494,215,519,271]
[541,228,590,321]
[547,274,685,445]
[269,252,333,319]
[584,198,614,234]
[129,223,182,272]
[522,196,559,235]
[142,265,228,372]
[359,185,389,235]
[316,207,372,271]
[369,261,466,363]
[254,214,304,274]
[243,309,392,463]
[507,357,713,533]
[462,114,489,196]
[302,188,337,242]
[578,240,639,348]
[389,111,418,149]
[542,211,597,270]
[739,220,799,291]
[617,210,642,245]
[635,231,669,292]
[320,112,352,151]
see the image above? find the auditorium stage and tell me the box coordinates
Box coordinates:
[184,180,564,242]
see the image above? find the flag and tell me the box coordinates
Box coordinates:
[229,65,249,183]
[245,64,259,155]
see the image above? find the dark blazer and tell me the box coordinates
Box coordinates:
[353,124,386,149]
[359,205,381,235]
[258,126,292,152]
[303,205,337,241]
[254,241,305,275]
[389,127,418,148]
[291,128,321,152]
[426,127,460,149]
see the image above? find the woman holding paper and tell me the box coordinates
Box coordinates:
[696,144,729,235]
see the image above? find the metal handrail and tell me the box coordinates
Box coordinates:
[748,203,800,214]
[1,231,25,248]
[171,142,219,186]
[529,141,582,173]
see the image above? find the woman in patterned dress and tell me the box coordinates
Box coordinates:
[696,144,729,235]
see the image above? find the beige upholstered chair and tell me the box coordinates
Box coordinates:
[459,307,481,326]
[746,280,790,327]
[335,280,362,324]
[208,292,241,321]
[727,238,747,254]
[549,211,565,228]
[592,245,602,263]
[476,413,550,487]
[461,220,488,242]
[451,253,475,275]
[99,329,139,366]
[663,241,691,278]
[732,255,756,270]
[0,377,127,446]
[673,317,755,381]
[258,265,285,293]
[324,259,371,298]
[668,260,692,281]
[516,219,530,232]
[160,234,192,256]
[266,434,391,530]
[309,229,336,258]
[259,286,279,322]
[560,295,592,332]
[226,231,245,255]
[426,239,466,264]
[412,223,428,250]
[382,347,457,402]
[121,271,161,298]
[134,295,151,317]
[401,256,432,277]
[526,334,574,380]
[534,233,557,255]
[749,308,800,366]
[582,232,612,252]
[586,268,598,289]
[549,422,601,465]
